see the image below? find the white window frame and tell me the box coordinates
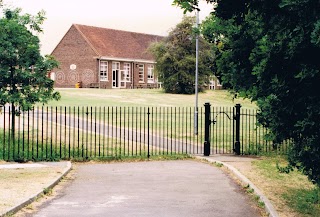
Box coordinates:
[112,62,120,88]
[100,60,108,81]
[138,64,144,83]
[147,64,154,83]
[123,63,131,82]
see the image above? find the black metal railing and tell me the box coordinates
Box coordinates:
[0,104,290,161]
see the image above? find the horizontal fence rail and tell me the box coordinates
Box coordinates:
[0,105,290,161]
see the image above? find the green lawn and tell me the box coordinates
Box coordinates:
[44,88,257,109]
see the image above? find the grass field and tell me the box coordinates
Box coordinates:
[43,88,257,109]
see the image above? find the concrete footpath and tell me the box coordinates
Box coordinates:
[196,155,278,217]
[0,161,71,217]
[0,156,279,217]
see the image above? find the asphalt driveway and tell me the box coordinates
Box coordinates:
[30,160,260,217]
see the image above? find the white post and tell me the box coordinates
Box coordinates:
[194,9,199,135]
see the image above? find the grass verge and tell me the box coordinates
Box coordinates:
[246,155,320,217]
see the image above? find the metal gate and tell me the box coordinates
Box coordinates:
[0,104,290,161]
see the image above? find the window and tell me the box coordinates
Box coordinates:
[138,64,144,82]
[100,61,108,81]
[147,65,154,83]
[123,63,131,82]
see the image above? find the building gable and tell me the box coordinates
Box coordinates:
[51,25,98,87]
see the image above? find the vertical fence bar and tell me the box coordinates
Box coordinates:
[8,106,11,160]
[159,107,162,155]
[36,107,39,159]
[103,107,105,157]
[50,107,53,159]
[55,107,57,159]
[68,107,71,159]
[229,107,233,153]
[17,107,20,159]
[30,107,33,160]
[255,110,258,154]
[45,106,48,160]
[151,107,154,156]
[189,107,192,154]
[130,107,132,156]
[147,107,150,158]
[115,106,118,156]
[85,107,88,158]
[59,107,62,158]
[139,107,142,155]
[132,107,139,156]
[94,106,97,157]
[192,107,194,153]
[223,107,225,153]
[40,107,43,160]
[200,107,203,154]
[122,107,125,156]
[90,107,93,157]
[140,107,142,156]
[22,108,25,159]
[82,106,85,158]
[162,107,165,155]
[197,106,200,154]
[107,107,110,157]
[119,107,122,156]
[181,107,184,153]
[167,107,172,154]
[3,106,6,160]
[174,107,177,153]
[98,107,101,157]
[249,109,251,154]
[143,107,146,156]
[73,106,75,158]
[111,107,113,157]
[115,107,118,157]
[127,107,131,156]
[78,107,80,158]
[156,107,159,156]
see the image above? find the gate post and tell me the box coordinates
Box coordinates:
[234,104,241,155]
[204,102,211,156]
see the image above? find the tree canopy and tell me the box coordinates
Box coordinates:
[0,7,60,111]
[174,0,320,185]
[149,16,215,94]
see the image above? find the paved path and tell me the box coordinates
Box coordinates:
[30,160,260,217]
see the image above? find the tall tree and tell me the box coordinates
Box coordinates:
[0,7,60,141]
[174,0,320,186]
[149,16,215,94]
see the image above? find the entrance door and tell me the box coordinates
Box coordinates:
[112,62,120,88]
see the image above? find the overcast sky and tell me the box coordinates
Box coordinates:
[3,0,213,55]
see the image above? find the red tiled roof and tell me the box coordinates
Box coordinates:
[74,24,164,61]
